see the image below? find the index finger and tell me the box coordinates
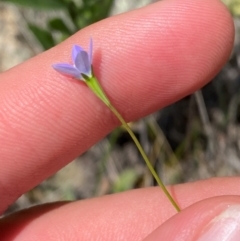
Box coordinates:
[0,0,234,213]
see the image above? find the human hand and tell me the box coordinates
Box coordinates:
[0,0,235,240]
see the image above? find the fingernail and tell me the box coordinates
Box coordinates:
[197,205,240,241]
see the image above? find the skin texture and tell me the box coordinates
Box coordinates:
[0,0,236,240]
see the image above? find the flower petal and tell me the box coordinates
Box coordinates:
[88,38,93,64]
[72,45,83,63]
[52,63,80,78]
[75,51,91,76]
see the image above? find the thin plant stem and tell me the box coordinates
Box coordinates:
[108,104,181,212]
[86,75,181,212]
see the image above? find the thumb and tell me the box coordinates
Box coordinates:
[144,196,240,241]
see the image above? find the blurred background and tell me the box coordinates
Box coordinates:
[1,0,240,214]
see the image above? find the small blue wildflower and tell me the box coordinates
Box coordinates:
[51,38,180,212]
[52,38,93,81]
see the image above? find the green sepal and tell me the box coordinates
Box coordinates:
[83,74,110,106]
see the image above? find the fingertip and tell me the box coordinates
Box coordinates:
[144,196,240,241]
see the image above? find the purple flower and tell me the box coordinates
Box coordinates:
[52,38,93,81]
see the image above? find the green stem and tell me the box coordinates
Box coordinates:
[86,75,181,212]
[108,104,180,212]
